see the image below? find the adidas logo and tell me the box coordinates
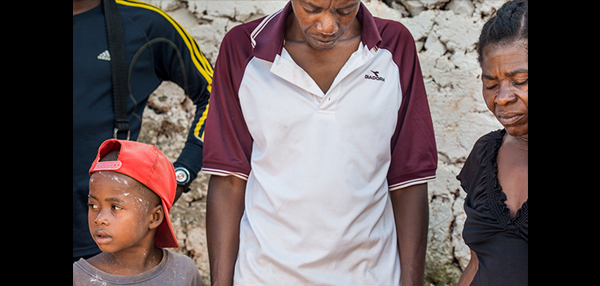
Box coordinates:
[97,50,111,61]
[365,70,385,82]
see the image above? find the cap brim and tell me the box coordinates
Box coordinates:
[154,199,179,248]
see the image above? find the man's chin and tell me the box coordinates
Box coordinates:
[308,36,338,50]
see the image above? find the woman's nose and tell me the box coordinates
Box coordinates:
[496,83,517,106]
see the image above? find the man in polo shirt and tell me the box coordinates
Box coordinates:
[202,0,437,285]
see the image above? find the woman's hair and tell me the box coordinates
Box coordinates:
[477,0,528,65]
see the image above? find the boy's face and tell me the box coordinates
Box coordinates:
[88,171,162,253]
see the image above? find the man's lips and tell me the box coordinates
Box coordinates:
[315,37,335,43]
[310,34,338,45]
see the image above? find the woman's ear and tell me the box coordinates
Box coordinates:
[149,204,164,230]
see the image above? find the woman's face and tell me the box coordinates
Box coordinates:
[481,40,528,138]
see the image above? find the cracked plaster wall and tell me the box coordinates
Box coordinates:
[136,1,508,285]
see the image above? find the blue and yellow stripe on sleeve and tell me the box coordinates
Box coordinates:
[116,0,213,141]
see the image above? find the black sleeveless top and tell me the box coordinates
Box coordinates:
[457,129,528,286]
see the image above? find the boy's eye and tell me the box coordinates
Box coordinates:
[88,203,99,210]
[112,204,123,211]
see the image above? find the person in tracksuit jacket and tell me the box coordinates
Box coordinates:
[73,0,212,262]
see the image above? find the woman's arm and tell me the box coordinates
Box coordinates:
[457,249,479,286]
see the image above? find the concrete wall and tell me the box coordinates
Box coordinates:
[136,1,507,284]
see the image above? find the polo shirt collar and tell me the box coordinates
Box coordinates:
[252,1,383,62]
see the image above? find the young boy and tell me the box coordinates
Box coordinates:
[73,139,203,285]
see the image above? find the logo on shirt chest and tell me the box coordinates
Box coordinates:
[365,70,385,82]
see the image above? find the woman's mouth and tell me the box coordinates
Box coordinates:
[497,113,525,126]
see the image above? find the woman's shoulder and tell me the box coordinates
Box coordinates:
[457,129,505,193]
[465,129,504,168]
[473,129,505,154]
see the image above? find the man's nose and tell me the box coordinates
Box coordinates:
[316,13,337,35]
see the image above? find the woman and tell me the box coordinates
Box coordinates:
[456,0,528,285]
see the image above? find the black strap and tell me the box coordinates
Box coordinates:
[103,0,130,140]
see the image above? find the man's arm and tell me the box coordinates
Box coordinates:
[206,175,247,286]
[390,183,429,286]
[145,6,214,204]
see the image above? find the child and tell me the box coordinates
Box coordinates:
[73,139,203,285]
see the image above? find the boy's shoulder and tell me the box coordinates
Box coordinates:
[162,249,204,285]
[164,249,198,270]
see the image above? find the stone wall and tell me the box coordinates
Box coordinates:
[136,1,507,285]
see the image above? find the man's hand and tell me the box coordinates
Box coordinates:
[174,185,185,204]
[390,183,429,286]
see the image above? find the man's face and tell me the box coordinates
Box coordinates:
[290,0,361,50]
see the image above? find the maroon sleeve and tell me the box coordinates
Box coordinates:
[201,24,257,180]
[379,19,438,190]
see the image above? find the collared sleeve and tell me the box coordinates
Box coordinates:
[386,23,437,191]
[201,26,254,181]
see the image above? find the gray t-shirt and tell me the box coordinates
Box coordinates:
[73,249,203,285]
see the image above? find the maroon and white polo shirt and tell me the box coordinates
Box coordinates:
[202,2,437,285]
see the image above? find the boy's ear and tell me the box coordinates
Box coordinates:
[149,204,164,230]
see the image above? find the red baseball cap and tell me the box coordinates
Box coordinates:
[89,139,179,248]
